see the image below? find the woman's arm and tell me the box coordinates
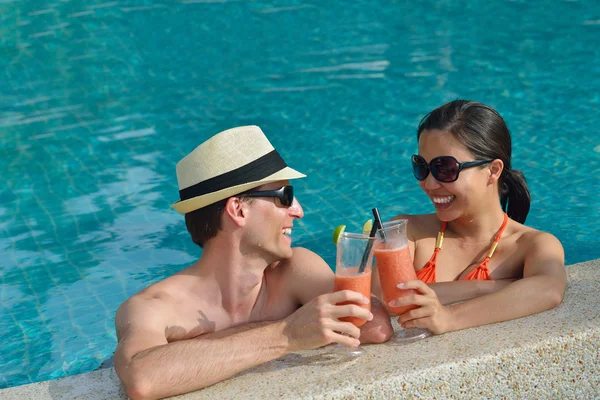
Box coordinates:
[428,279,516,305]
[447,232,565,331]
[388,213,514,305]
[391,232,566,334]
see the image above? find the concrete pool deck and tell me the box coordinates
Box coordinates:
[2,258,599,399]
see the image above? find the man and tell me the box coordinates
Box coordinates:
[113,126,392,400]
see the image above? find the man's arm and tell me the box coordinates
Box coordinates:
[114,298,289,400]
[285,247,393,343]
[114,290,372,400]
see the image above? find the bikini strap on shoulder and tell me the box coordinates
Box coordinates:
[486,213,509,258]
[436,222,447,249]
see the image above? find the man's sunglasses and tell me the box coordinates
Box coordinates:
[242,185,295,207]
[412,154,493,183]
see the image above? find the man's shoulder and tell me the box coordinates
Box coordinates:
[289,247,327,264]
[121,275,181,307]
[116,286,178,335]
[120,287,176,311]
[274,247,329,275]
[269,247,333,306]
[267,247,331,290]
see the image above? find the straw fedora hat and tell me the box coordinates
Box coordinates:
[172,125,306,214]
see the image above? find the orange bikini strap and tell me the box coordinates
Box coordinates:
[485,213,509,259]
[440,221,448,233]
[435,221,447,250]
[436,214,508,258]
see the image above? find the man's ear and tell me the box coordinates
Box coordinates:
[223,197,248,227]
[488,159,504,185]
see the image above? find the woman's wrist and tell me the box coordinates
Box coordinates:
[446,303,463,333]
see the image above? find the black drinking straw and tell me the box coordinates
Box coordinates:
[372,207,387,243]
[358,208,384,273]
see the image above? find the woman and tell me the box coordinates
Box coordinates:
[388,100,566,334]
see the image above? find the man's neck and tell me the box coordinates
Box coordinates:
[195,241,272,322]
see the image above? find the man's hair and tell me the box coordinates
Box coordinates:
[185,200,227,248]
[185,192,255,248]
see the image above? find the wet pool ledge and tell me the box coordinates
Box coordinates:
[2,259,599,399]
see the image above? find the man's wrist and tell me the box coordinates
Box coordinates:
[271,320,294,355]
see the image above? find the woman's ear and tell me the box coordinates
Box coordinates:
[488,159,504,185]
[223,197,247,227]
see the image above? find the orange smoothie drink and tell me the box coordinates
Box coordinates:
[374,245,418,316]
[333,268,372,328]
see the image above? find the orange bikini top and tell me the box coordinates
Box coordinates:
[416,213,509,283]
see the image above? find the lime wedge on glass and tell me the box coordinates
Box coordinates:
[332,224,346,245]
[362,219,373,235]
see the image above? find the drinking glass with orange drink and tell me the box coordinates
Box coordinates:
[374,219,432,343]
[332,229,375,357]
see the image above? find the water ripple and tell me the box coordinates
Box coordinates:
[298,60,390,73]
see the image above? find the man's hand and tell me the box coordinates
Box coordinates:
[389,280,453,334]
[282,290,373,351]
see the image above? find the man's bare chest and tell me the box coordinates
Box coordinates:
[163,288,299,342]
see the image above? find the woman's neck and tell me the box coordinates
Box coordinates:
[446,207,506,243]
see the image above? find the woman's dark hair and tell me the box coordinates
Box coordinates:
[417,100,531,223]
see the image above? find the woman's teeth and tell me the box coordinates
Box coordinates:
[432,195,455,204]
[282,228,292,235]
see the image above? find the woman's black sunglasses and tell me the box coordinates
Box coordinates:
[412,154,493,183]
[243,185,294,207]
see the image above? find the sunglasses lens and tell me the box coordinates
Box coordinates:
[282,186,294,206]
[432,157,459,182]
[412,155,429,181]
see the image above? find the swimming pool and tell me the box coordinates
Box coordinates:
[1,0,599,389]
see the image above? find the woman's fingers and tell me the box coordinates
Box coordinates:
[397,305,453,335]
[400,316,429,330]
[398,279,435,296]
[388,281,451,334]
[396,306,431,324]
[388,293,429,308]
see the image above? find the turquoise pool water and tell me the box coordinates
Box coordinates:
[1,0,599,389]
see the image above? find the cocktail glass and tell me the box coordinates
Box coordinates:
[331,231,375,357]
[374,219,431,343]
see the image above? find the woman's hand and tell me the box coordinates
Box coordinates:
[388,280,454,334]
